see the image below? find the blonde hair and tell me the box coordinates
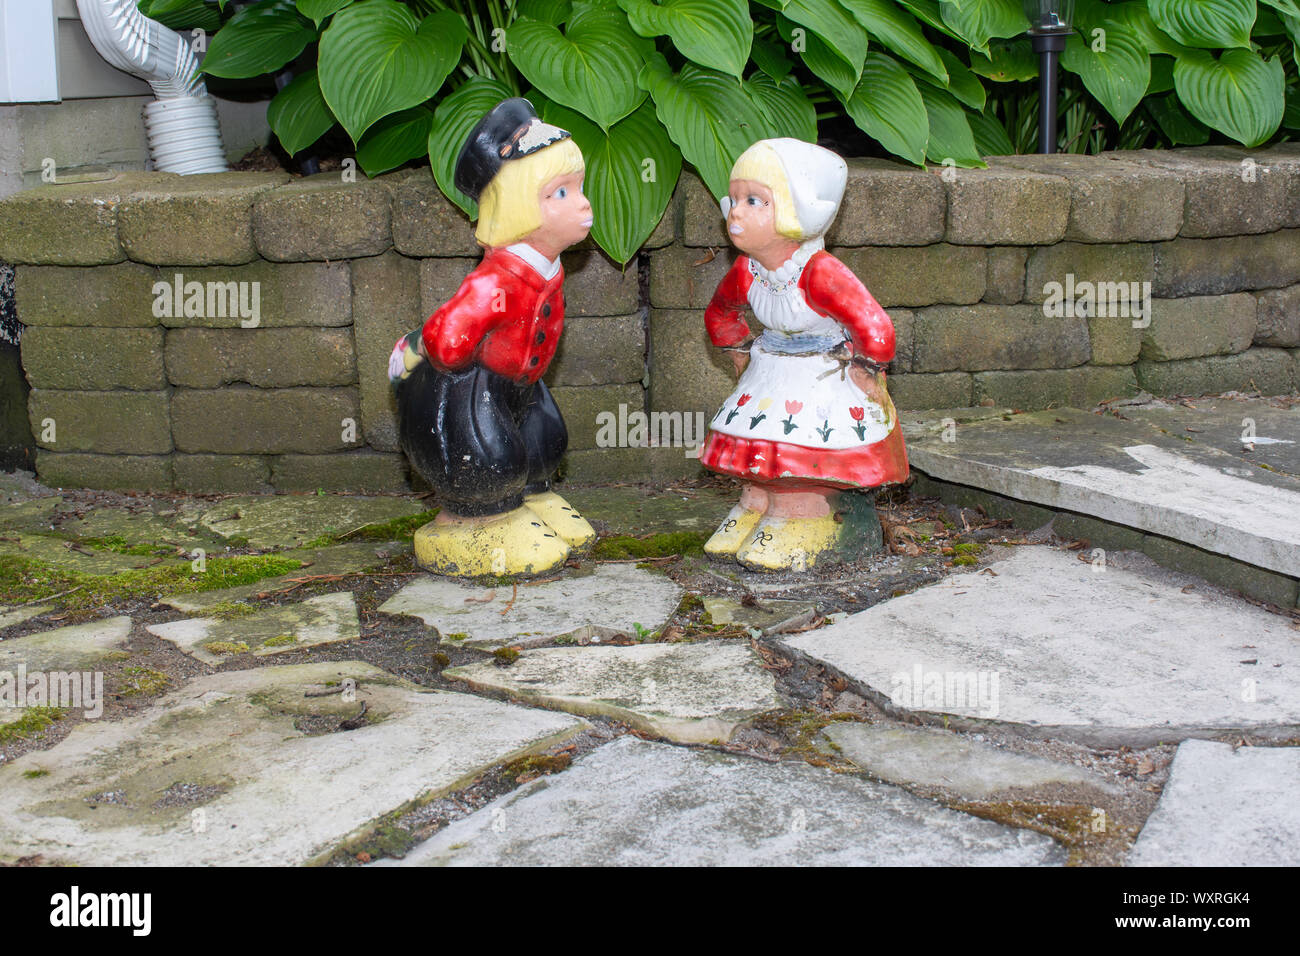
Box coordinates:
[475,137,585,248]
[731,142,802,239]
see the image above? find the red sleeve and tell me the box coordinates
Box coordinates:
[800,252,895,365]
[704,256,754,348]
[421,263,503,372]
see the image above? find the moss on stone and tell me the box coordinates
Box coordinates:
[952,554,978,566]
[0,706,67,744]
[492,647,520,666]
[591,531,707,560]
[22,768,50,779]
[502,751,572,782]
[205,641,251,656]
[120,666,170,698]
[0,552,305,610]
[262,634,298,648]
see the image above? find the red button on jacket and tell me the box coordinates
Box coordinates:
[421,247,565,384]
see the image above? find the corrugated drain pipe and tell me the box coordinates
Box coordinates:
[76,0,228,174]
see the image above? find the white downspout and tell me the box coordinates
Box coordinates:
[75,0,228,174]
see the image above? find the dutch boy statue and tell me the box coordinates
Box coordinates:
[700,138,909,571]
[389,98,595,578]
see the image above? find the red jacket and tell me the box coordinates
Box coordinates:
[422,247,565,384]
[704,251,895,365]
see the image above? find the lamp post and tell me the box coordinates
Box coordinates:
[1023,1,1075,153]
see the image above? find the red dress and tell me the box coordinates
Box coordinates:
[700,246,909,489]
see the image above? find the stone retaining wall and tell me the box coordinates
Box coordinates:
[1,146,1297,492]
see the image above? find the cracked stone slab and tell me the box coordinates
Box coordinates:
[0,616,132,672]
[782,546,1300,747]
[159,539,408,612]
[387,735,1066,866]
[824,723,1120,801]
[147,592,360,665]
[177,495,425,550]
[379,564,683,650]
[0,533,187,576]
[445,641,781,744]
[1129,739,1300,867]
[0,661,586,866]
[702,596,818,633]
[905,407,1300,576]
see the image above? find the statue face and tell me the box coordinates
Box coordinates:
[726,178,793,266]
[527,170,593,258]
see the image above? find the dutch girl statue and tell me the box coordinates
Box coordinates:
[388,98,596,578]
[700,138,909,571]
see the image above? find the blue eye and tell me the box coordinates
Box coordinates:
[748,195,760,206]
[556,186,567,198]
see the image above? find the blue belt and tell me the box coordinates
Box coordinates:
[759,330,847,354]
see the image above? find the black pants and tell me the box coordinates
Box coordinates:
[397,361,568,517]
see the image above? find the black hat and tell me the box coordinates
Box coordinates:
[454,97,572,201]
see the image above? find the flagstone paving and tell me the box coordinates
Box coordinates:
[378,564,683,649]
[783,546,1300,746]
[702,596,819,633]
[823,722,1120,801]
[1128,739,1300,867]
[146,592,361,665]
[0,615,132,672]
[444,641,781,744]
[176,495,426,550]
[0,661,586,866]
[385,736,1067,867]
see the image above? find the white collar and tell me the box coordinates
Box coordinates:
[749,236,824,285]
[506,242,561,280]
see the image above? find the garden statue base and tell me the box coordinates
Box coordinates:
[705,487,882,572]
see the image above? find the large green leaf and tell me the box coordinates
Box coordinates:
[617,0,752,79]
[750,35,795,79]
[775,13,859,99]
[970,39,1038,82]
[296,0,350,25]
[744,72,818,142]
[1105,2,1193,57]
[935,47,986,109]
[267,68,336,155]
[319,2,464,143]
[1145,93,1212,143]
[1283,12,1300,69]
[939,0,1029,54]
[1149,0,1256,49]
[839,0,946,82]
[775,0,869,86]
[1261,0,1300,18]
[1147,53,1176,94]
[918,83,985,166]
[840,52,928,166]
[428,76,515,218]
[201,0,316,79]
[895,0,962,39]
[507,4,653,130]
[1060,20,1150,124]
[517,0,573,26]
[356,106,433,177]
[968,108,1016,156]
[542,99,681,263]
[638,53,760,197]
[1174,48,1285,146]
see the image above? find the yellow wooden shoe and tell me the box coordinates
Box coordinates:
[704,504,765,558]
[413,506,569,578]
[735,494,883,572]
[524,491,597,552]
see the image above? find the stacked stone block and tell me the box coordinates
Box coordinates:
[1,147,1297,493]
